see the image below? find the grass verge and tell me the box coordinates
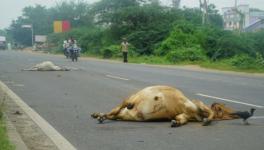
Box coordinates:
[0,99,15,150]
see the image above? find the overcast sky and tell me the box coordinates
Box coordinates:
[1,0,264,29]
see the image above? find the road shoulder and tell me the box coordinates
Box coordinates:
[0,80,76,150]
[5,114,29,150]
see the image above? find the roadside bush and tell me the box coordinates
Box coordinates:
[229,54,264,69]
[166,47,207,63]
[200,30,256,60]
[256,52,264,66]
[101,45,121,58]
[250,30,264,56]
[101,44,137,59]
[155,22,199,56]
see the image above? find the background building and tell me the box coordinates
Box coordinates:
[222,5,250,30]
[222,5,264,31]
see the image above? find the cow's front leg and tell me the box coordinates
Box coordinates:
[171,113,189,128]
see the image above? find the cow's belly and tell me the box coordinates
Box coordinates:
[118,107,173,121]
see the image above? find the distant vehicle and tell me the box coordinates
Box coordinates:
[70,46,81,62]
[0,36,6,50]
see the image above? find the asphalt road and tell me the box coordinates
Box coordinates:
[0,50,264,150]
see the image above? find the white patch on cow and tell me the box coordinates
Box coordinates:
[184,99,198,111]
[120,107,138,120]
[141,101,152,114]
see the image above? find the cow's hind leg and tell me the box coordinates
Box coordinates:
[171,113,189,128]
[192,100,214,126]
[91,101,129,123]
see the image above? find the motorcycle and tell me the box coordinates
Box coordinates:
[70,47,81,62]
[64,48,70,58]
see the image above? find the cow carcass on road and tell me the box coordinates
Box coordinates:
[92,85,238,127]
[22,61,78,71]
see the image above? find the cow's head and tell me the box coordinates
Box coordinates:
[211,103,239,120]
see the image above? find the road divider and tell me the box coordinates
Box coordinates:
[196,93,264,108]
[106,74,130,81]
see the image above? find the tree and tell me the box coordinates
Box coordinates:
[207,4,223,28]
[22,5,52,34]
[8,17,32,45]
[49,0,92,28]
[106,4,182,54]
[8,1,93,45]
[91,0,142,24]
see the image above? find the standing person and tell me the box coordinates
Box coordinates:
[63,40,69,58]
[121,38,129,63]
[67,37,75,58]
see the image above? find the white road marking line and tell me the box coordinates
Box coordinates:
[0,81,77,150]
[196,93,264,108]
[4,81,14,84]
[106,75,130,81]
[12,84,25,87]
[251,116,264,119]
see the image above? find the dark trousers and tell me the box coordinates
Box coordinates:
[123,52,128,63]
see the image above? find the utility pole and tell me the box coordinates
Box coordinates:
[233,0,245,33]
[200,0,208,25]
[172,0,181,8]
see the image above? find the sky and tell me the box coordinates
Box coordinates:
[0,0,264,29]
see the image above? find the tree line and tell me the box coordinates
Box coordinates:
[4,0,264,70]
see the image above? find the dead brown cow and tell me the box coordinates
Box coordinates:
[91,86,238,127]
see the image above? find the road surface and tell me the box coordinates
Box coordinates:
[0,50,264,150]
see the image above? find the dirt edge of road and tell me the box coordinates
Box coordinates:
[0,80,76,150]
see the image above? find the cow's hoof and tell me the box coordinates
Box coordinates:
[171,120,180,128]
[97,114,106,124]
[97,116,105,124]
[91,113,98,119]
[202,118,212,126]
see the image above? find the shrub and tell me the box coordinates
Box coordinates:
[101,44,138,59]
[101,45,121,58]
[155,22,200,56]
[166,47,207,63]
[250,30,264,56]
[229,54,264,69]
[256,52,264,66]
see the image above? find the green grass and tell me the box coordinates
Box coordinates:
[0,97,14,150]
[129,55,172,64]
[0,114,15,150]
[199,60,264,73]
